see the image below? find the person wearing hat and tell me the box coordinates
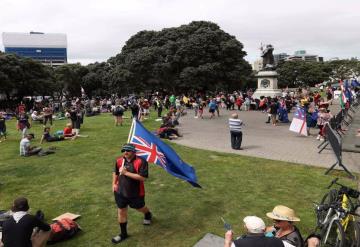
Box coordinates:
[1,197,51,247]
[224,216,284,247]
[111,143,152,244]
[266,205,304,247]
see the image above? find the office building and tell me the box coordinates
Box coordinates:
[2,31,67,66]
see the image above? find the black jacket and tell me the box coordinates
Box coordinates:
[2,214,50,247]
[233,233,284,247]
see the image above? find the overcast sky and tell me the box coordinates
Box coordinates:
[1,0,359,65]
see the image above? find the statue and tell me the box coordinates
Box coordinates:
[261,44,275,70]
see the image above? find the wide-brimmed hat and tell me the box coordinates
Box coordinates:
[266,205,300,222]
[121,143,136,153]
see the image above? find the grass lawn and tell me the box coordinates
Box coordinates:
[0,111,357,247]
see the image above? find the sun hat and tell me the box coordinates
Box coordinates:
[12,197,29,212]
[266,205,300,222]
[243,216,265,233]
[121,143,136,153]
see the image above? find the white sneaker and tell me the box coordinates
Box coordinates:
[316,135,320,140]
[194,116,198,118]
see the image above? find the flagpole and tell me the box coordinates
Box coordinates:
[127,118,135,143]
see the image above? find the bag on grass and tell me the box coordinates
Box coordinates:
[48,218,80,244]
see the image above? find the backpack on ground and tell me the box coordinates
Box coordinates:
[47,218,80,244]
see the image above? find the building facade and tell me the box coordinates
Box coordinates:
[2,32,67,66]
[285,50,323,62]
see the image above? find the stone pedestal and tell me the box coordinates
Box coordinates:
[252,70,282,99]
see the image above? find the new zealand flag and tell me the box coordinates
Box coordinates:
[129,119,201,188]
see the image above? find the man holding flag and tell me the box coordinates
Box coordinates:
[112,143,152,244]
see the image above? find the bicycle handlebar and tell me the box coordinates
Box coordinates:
[326,178,360,199]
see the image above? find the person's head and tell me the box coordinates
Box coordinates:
[231,113,238,119]
[26,133,35,140]
[44,127,50,132]
[121,143,136,160]
[243,216,265,234]
[11,197,29,212]
[66,123,72,128]
[266,205,300,229]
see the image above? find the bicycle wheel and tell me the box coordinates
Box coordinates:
[321,220,346,247]
[317,189,338,226]
[345,220,360,247]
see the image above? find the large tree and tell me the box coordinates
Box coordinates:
[277,60,330,87]
[109,21,252,93]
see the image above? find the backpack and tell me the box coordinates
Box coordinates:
[48,218,80,244]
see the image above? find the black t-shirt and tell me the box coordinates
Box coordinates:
[114,156,148,198]
[0,117,6,129]
[2,214,50,247]
[233,234,284,247]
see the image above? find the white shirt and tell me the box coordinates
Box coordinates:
[20,138,30,156]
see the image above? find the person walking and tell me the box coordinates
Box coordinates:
[228,113,243,150]
[112,143,152,244]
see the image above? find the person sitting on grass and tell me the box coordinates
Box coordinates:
[1,197,51,247]
[63,123,88,139]
[224,216,284,247]
[40,127,65,144]
[19,133,42,156]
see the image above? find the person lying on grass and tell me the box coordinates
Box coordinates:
[40,127,75,144]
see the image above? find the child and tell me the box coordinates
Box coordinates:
[0,112,7,142]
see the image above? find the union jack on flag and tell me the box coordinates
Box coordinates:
[130,135,167,168]
[127,119,201,188]
[289,106,308,136]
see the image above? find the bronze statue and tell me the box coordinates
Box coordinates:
[261,44,275,70]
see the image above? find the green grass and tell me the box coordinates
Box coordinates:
[0,112,357,247]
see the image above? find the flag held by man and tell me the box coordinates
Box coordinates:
[289,106,308,136]
[128,119,201,188]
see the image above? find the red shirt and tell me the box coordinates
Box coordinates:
[63,127,73,137]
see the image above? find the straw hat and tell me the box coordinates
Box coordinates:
[266,205,300,222]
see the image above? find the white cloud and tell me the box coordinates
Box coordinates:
[1,0,359,65]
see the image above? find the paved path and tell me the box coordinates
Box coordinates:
[172,102,360,173]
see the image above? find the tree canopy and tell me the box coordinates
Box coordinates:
[109,21,253,93]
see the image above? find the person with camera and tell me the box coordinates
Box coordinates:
[224,216,284,247]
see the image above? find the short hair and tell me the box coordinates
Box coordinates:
[28,133,35,138]
[231,113,238,119]
[12,197,29,212]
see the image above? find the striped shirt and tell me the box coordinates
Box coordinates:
[229,118,243,132]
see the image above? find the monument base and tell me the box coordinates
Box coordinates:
[252,89,282,99]
[253,70,282,99]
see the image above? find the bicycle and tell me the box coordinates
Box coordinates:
[315,178,360,247]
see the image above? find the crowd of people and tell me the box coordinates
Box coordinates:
[1,83,360,247]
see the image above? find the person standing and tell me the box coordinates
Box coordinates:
[112,144,152,244]
[229,113,243,150]
[43,105,53,127]
[17,113,31,139]
[0,112,7,142]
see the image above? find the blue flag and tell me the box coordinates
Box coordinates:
[344,80,352,102]
[351,79,360,88]
[129,119,201,188]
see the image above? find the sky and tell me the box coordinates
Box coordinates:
[0,0,359,65]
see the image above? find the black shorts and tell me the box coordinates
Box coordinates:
[114,192,145,209]
[209,109,215,113]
